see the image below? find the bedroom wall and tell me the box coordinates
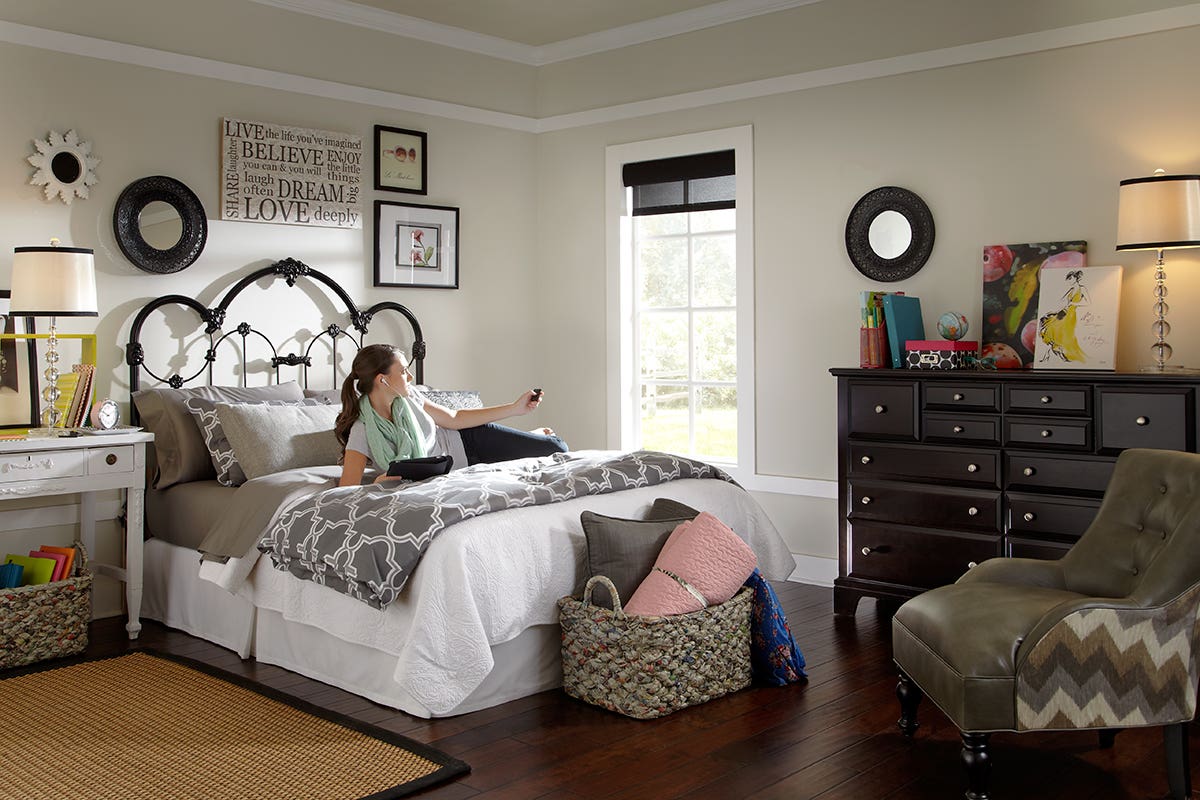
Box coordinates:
[534,23,1200,569]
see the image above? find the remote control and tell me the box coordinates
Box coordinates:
[532,388,544,399]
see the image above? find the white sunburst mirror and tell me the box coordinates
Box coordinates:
[28,129,100,205]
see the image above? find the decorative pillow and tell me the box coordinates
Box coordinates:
[416,387,482,411]
[132,382,305,489]
[302,388,341,405]
[215,402,341,481]
[646,498,700,522]
[579,510,694,610]
[185,397,327,486]
[623,511,758,617]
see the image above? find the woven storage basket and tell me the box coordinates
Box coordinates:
[0,542,91,669]
[558,574,752,719]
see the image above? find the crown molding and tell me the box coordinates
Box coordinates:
[3,4,1200,134]
[248,0,827,65]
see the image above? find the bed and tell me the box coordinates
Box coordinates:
[132,258,795,718]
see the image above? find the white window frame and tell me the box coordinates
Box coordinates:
[605,125,755,483]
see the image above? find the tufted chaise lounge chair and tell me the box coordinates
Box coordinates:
[891,448,1200,799]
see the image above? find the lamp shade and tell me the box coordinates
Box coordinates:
[10,245,98,317]
[1116,174,1200,251]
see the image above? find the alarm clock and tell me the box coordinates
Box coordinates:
[89,398,120,430]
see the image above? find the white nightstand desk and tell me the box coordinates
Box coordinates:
[0,430,153,639]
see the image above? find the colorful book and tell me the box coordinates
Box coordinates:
[37,545,77,579]
[52,371,80,428]
[68,364,95,429]
[29,549,66,582]
[4,554,57,586]
[881,295,925,369]
[0,562,22,589]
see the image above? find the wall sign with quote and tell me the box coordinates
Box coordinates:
[220,117,363,229]
[374,125,427,195]
[28,129,100,205]
[374,200,459,289]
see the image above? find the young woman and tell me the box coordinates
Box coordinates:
[334,344,567,486]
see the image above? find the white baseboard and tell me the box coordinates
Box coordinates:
[786,553,837,587]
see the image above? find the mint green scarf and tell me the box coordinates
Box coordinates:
[359,393,428,468]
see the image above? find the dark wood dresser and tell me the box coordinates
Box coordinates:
[830,368,1200,615]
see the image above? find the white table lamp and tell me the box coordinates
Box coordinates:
[10,239,98,435]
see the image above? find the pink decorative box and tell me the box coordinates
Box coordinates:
[904,340,978,370]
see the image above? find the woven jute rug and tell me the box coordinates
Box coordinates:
[0,651,468,800]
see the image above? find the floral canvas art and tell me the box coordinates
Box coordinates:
[1033,265,1122,370]
[981,241,1086,369]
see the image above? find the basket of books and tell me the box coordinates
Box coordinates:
[558,575,752,719]
[0,542,91,669]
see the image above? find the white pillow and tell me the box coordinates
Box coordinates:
[215,402,341,481]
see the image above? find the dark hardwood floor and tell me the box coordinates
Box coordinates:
[84,582,1197,799]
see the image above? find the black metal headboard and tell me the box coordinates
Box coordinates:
[126,257,425,394]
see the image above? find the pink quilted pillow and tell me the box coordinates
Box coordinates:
[623,512,757,616]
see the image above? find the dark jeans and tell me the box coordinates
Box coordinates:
[459,423,569,466]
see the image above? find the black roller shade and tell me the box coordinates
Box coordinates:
[622,150,735,217]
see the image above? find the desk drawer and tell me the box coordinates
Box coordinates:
[1006,385,1090,415]
[849,523,1000,589]
[850,443,1000,488]
[0,450,87,484]
[924,413,1000,445]
[1004,416,1091,450]
[848,381,917,439]
[1006,492,1101,540]
[87,446,135,475]
[925,383,1000,411]
[1008,537,1072,561]
[1097,388,1193,453]
[1005,452,1115,494]
[850,480,1000,533]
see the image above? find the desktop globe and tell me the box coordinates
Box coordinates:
[936,311,969,341]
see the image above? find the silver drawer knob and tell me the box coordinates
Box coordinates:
[874,404,886,414]
[1136,416,1149,426]
[1024,512,1036,522]
[953,393,964,401]
[1040,395,1052,404]
[861,546,873,556]
[1023,467,1036,476]
[953,425,964,433]
[860,496,872,505]
[861,455,872,465]
[1040,429,1052,438]
[966,463,979,473]
[967,561,978,569]
[968,506,979,516]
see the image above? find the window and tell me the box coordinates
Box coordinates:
[606,128,753,475]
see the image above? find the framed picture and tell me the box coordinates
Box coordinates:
[1033,265,1123,370]
[0,290,39,430]
[374,125,427,195]
[374,200,459,289]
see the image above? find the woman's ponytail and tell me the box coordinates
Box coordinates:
[334,373,361,449]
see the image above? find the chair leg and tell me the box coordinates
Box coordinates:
[1164,722,1192,800]
[961,731,991,800]
[1098,728,1121,749]
[896,670,922,738]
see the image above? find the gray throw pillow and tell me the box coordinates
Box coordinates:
[185,397,328,486]
[132,382,305,489]
[215,402,341,481]
[302,388,341,405]
[646,498,701,522]
[579,510,693,610]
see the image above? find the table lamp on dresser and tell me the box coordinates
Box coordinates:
[1116,170,1200,370]
[9,238,97,436]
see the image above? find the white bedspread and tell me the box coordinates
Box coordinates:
[199,466,793,716]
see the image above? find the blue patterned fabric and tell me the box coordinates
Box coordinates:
[746,568,807,685]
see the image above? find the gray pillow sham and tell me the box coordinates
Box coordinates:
[185,397,327,486]
[579,509,694,610]
[215,402,341,482]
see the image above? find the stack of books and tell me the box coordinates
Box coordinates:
[51,364,95,429]
[1,545,77,588]
[859,292,925,369]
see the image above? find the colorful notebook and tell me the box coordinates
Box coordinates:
[29,549,67,582]
[0,562,22,589]
[37,545,77,579]
[4,554,57,586]
[881,294,926,369]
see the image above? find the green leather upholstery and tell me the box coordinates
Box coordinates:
[893,448,1200,734]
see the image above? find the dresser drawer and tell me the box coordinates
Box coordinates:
[847,381,918,440]
[924,413,1000,445]
[1006,492,1101,540]
[850,443,1000,488]
[925,383,1000,412]
[0,449,87,484]
[849,480,1000,533]
[1004,416,1091,450]
[1004,452,1115,494]
[87,446,135,475]
[1097,388,1193,453]
[849,523,1000,589]
[1006,385,1090,415]
[1007,537,1072,561]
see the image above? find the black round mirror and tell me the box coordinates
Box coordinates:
[113,175,207,274]
[845,186,935,282]
[51,152,83,185]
